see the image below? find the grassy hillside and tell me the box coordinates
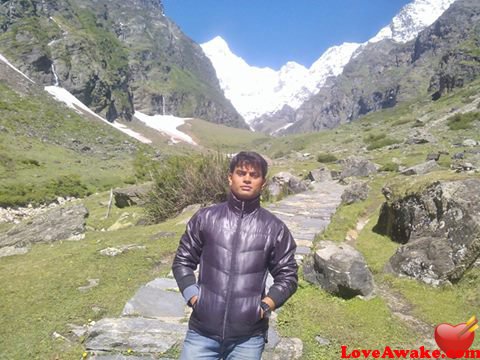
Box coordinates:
[0,81,145,206]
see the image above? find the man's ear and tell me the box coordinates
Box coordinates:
[261,178,267,190]
[228,173,233,186]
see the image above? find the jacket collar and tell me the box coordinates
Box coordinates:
[227,191,261,215]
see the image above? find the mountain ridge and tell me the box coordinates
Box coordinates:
[0,0,247,129]
[201,0,459,133]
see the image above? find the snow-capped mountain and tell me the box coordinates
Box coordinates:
[370,0,456,43]
[201,0,457,130]
[201,36,359,124]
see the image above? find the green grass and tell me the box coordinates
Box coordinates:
[0,191,195,359]
[446,111,480,130]
[277,280,418,360]
[183,118,270,152]
[0,82,144,206]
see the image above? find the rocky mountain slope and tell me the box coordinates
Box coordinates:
[0,0,246,128]
[286,0,480,134]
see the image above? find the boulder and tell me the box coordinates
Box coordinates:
[401,160,439,176]
[307,168,332,182]
[462,139,478,147]
[426,153,440,161]
[341,182,370,205]
[339,156,377,179]
[122,278,185,320]
[0,204,88,250]
[386,237,458,286]
[303,241,374,299]
[374,179,480,284]
[267,172,308,197]
[85,318,186,354]
[113,183,152,208]
[452,152,465,160]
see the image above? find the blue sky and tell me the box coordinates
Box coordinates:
[163,0,412,69]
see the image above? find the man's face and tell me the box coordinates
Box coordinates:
[228,164,266,201]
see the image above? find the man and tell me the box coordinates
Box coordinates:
[172,151,298,359]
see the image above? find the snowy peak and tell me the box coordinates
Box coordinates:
[370,0,456,43]
[201,37,359,123]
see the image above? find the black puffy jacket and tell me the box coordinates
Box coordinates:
[172,192,298,342]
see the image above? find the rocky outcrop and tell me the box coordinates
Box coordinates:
[401,160,439,176]
[374,179,480,284]
[0,204,88,255]
[307,167,333,182]
[113,184,151,208]
[341,182,370,205]
[304,241,375,299]
[339,156,378,179]
[267,172,309,198]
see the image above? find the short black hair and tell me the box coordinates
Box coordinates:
[229,151,268,179]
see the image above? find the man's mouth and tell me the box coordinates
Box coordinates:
[240,186,252,191]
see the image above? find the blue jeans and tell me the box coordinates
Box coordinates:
[179,329,265,360]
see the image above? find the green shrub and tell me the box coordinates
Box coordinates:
[316,152,338,163]
[143,153,229,223]
[447,111,479,130]
[364,132,399,150]
[380,162,399,172]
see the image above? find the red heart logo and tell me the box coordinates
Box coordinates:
[434,323,475,358]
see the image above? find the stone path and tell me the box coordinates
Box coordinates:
[265,181,345,259]
[85,181,346,359]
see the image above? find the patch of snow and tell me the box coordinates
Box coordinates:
[134,111,197,146]
[271,122,294,136]
[44,86,152,144]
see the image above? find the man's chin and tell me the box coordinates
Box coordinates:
[232,190,259,201]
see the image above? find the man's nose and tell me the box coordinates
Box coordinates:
[243,175,251,183]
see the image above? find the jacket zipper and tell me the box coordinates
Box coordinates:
[222,200,245,340]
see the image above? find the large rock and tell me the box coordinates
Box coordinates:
[341,182,370,205]
[0,204,88,249]
[303,241,375,299]
[374,179,480,284]
[339,156,377,179]
[85,318,187,354]
[113,184,152,208]
[122,279,185,320]
[307,167,332,182]
[401,160,439,176]
[267,172,308,197]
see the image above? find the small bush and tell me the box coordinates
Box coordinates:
[143,153,229,223]
[21,158,41,167]
[447,111,479,130]
[364,132,399,150]
[380,162,399,172]
[316,152,337,163]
